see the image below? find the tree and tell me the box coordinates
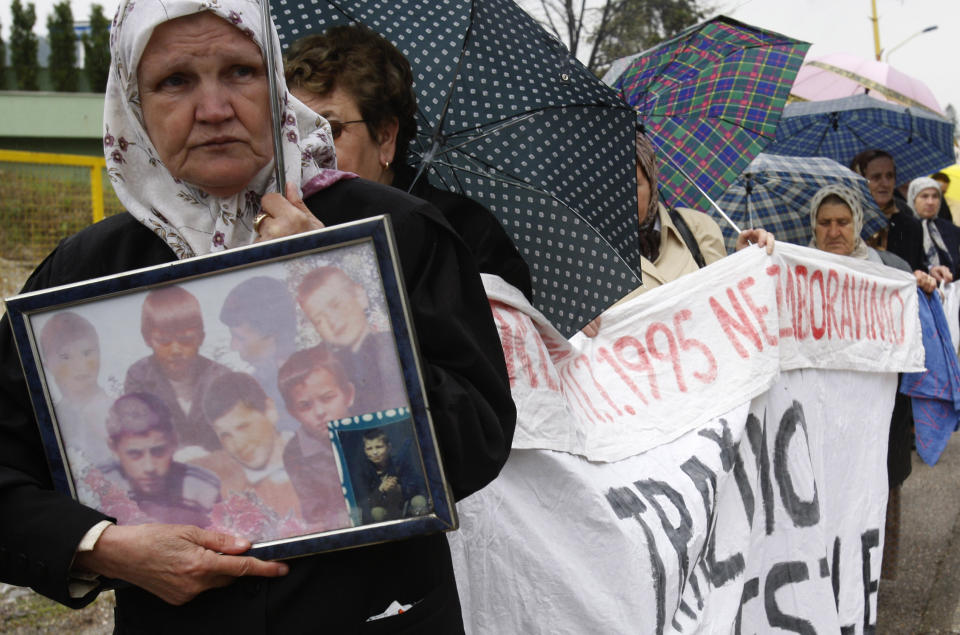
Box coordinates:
[531,0,708,76]
[0,21,6,89]
[47,0,77,92]
[10,0,39,90]
[82,4,110,92]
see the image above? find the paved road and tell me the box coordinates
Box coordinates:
[878,436,960,634]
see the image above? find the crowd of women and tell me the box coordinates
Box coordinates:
[0,0,955,631]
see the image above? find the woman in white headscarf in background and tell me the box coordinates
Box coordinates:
[908,176,960,283]
[0,0,516,631]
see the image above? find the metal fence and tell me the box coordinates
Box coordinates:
[0,149,124,265]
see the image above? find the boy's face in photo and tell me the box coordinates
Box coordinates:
[229,322,276,366]
[300,273,370,348]
[110,429,175,495]
[212,401,279,470]
[288,367,355,437]
[49,336,100,397]
[363,436,390,470]
[146,327,203,380]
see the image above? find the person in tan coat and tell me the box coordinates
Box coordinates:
[584,132,773,334]
[628,203,728,296]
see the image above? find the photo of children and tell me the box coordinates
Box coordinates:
[124,286,230,453]
[39,311,114,467]
[277,345,354,531]
[296,266,408,415]
[21,238,444,552]
[96,392,221,527]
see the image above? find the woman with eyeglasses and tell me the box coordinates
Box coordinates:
[284,24,534,301]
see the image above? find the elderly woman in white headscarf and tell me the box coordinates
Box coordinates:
[908,176,960,282]
[102,0,345,255]
[810,182,931,581]
[0,0,516,630]
[809,183,937,292]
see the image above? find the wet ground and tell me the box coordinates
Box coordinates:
[0,585,114,634]
[878,437,960,633]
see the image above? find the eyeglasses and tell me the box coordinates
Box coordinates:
[328,119,366,140]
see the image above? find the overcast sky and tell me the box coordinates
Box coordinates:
[725,0,958,113]
[2,0,956,113]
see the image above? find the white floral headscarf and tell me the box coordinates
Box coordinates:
[808,183,870,259]
[907,176,951,270]
[104,0,346,258]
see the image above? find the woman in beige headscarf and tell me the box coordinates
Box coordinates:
[809,183,934,582]
[809,183,937,293]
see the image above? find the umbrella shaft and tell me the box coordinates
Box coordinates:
[262,0,285,193]
[663,155,741,234]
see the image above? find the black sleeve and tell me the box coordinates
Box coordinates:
[308,179,517,500]
[424,187,534,302]
[939,198,953,222]
[886,215,924,272]
[390,210,517,499]
[0,255,112,606]
[0,215,171,605]
[934,219,960,279]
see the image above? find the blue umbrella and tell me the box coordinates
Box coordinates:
[710,153,889,252]
[765,94,955,185]
[271,0,639,337]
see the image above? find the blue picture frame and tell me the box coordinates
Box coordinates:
[3,216,457,560]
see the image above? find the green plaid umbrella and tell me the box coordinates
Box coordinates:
[604,16,809,219]
[710,153,889,251]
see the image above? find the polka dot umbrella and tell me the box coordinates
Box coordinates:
[604,16,810,232]
[271,0,640,337]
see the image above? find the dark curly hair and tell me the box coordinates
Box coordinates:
[849,149,896,178]
[284,24,418,166]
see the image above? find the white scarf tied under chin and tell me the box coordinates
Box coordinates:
[104,0,345,258]
[907,177,951,271]
[808,183,870,259]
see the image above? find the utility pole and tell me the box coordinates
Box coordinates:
[870,0,882,60]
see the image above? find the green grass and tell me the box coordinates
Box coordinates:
[0,586,115,633]
[0,163,124,263]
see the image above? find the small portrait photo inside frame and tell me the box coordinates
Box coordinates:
[331,409,432,526]
[4,217,456,560]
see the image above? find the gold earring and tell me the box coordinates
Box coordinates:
[384,160,391,170]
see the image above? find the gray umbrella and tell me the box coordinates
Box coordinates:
[710,153,889,252]
[270,0,640,336]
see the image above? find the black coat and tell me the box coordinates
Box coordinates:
[0,178,516,633]
[886,199,925,272]
[921,216,960,279]
[394,165,534,302]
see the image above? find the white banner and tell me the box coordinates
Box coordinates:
[454,244,924,634]
[485,242,922,462]
[451,370,894,634]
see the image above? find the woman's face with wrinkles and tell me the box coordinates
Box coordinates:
[138,12,273,197]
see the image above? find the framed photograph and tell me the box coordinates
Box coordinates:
[3,216,456,560]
